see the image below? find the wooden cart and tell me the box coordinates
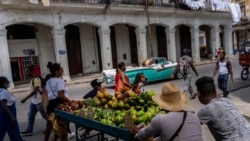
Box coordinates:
[238,41,250,80]
[55,110,137,141]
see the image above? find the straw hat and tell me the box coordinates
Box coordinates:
[152,83,190,112]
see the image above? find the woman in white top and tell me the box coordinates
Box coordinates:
[0,76,25,141]
[44,62,71,141]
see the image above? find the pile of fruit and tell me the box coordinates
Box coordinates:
[71,90,167,128]
[57,100,85,113]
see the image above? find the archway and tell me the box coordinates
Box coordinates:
[199,25,212,59]
[110,24,138,67]
[6,24,54,82]
[146,24,168,58]
[178,25,192,56]
[65,23,102,74]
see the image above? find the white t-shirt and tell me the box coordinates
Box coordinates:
[30,77,42,104]
[138,82,144,92]
[0,88,15,106]
[218,61,229,75]
[46,77,65,100]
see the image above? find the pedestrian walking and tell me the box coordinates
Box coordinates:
[20,65,48,136]
[196,76,250,141]
[44,62,71,141]
[0,76,25,141]
[212,52,233,97]
[171,48,198,99]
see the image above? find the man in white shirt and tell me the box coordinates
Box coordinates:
[212,52,233,97]
[20,65,48,136]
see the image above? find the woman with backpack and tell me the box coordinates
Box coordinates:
[20,65,48,136]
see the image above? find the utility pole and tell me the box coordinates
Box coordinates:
[145,0,154,57]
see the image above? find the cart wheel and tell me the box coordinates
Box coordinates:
[175,70,183,79]
[241,68,249,80]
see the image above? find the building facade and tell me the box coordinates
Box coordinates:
[233,0,250,49]
[0,0,233,87]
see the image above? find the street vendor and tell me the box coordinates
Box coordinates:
[83,79,103,99]
[130,82,202,141]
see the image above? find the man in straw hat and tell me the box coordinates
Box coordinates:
[196,76,250,141]
[131,82,202,141]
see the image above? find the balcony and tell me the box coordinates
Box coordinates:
[1,0,229,17]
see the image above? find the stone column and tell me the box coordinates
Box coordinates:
[190,26,200,63]
[211,26,220,60]
[166,27,177,62]
[98,28,113,70]
[51,28,71,82]
[0,30,14,88]
[136,27,147,65]
[224,27,233,58]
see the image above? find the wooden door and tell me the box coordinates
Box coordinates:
[128,25,139,66]
[110,26,118,69]
[65,25,83,75]
[179,25,192,56]
[156,26,167,58]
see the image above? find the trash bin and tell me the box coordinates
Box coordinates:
[233,49,237,55]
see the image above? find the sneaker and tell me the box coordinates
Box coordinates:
[20,131,33,136]
[68,132,75,139]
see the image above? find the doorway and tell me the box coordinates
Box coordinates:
[65,25,84,75]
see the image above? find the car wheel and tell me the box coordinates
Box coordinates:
[241,68,249,80]
[175,70,183,79]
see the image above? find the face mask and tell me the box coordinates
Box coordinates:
[5,84,10,89]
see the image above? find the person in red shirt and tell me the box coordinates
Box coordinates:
[115,62,132,93]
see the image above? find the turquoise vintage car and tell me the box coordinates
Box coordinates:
[102,57,182,84]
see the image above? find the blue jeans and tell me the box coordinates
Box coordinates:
[217,74,229,97]
[25,102,47,132]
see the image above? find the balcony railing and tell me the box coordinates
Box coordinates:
[1,0,226,12]
[1,0,176,8]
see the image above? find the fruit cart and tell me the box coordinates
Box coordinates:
[55,109,137,141]
[239,41,250,80]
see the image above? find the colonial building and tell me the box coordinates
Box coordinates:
[233,0,250,49]
[0,0,234,87]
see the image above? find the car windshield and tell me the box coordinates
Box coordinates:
[142,58,167,66]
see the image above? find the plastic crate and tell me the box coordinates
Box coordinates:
[55,110,136,141]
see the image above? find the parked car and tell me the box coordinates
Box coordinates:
[102,57,183,84]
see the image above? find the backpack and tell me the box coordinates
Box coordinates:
[32,76,46,94]
[179,57,189,75]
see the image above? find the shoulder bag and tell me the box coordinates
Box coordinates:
[168,111,187,141]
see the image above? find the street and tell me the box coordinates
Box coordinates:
[4,59,250,141]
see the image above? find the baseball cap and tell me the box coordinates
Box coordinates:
[183,48,191,54]
[91,79,103,87]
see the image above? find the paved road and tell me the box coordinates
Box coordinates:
[3,59,250,141]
